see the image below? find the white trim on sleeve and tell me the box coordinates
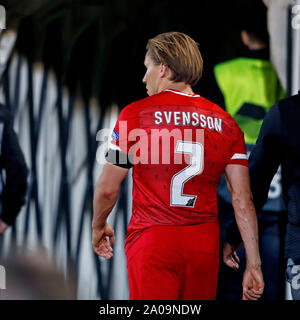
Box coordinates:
[231,153,248,160]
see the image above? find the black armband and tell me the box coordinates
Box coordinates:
[105,148,133,169]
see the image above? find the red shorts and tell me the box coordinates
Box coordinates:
[126,223,219,300]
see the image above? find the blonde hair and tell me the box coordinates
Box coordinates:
[146,32,203,86]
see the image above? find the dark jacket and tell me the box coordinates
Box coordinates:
[0,104,28,225]
[226,92,300,264]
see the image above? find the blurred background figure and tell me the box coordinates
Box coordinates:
[207,2,287,300]
[247,91,300,301]
[223,91,300,301]
[0,103,28,234]
[0,246,77,299]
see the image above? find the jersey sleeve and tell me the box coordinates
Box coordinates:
[227,126,248,167]
[106,104,137,168]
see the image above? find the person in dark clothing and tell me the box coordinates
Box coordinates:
[208,14,286,300]
[224,91,300,300]
[0,103,28,234]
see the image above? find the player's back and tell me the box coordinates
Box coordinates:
[113,89,247,246]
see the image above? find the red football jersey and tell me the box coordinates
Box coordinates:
[108,89,248,249]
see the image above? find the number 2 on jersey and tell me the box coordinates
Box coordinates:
[170,141,204,208]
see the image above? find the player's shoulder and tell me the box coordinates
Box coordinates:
[117,100,141,121]
[198,95,233,119]
[199,97,242,141]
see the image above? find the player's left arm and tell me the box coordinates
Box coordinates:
[92,162,129,259]
[225,164,264,300]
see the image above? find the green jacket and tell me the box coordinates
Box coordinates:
[214,57,285,144]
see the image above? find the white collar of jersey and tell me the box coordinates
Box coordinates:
[163,89,200,97]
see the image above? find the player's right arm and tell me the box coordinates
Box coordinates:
[92,163,129,259]
[92,104,136,259]
[224,164,264,300]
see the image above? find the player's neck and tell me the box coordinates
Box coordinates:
[161,82,194,95]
